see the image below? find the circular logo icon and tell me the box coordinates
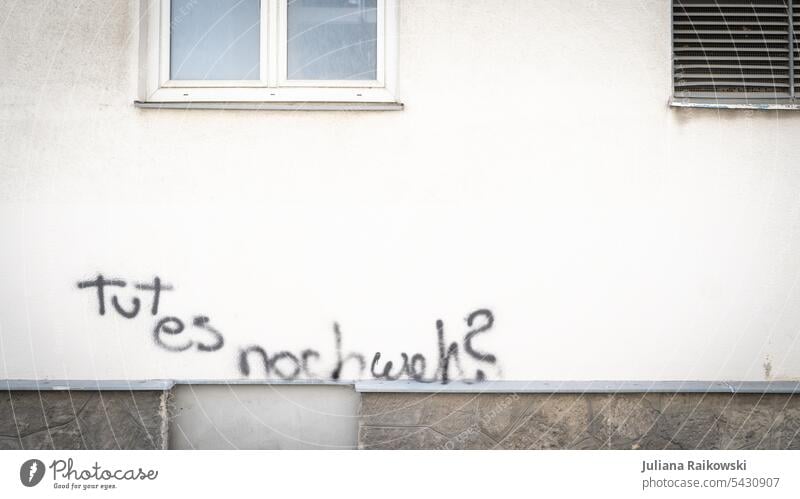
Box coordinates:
[19,459,45,487]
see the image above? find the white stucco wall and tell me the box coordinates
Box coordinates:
[169,385,359,449]
[2,0,800,383]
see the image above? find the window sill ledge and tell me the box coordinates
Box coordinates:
[670,98,800,111]
[134,100,404,111]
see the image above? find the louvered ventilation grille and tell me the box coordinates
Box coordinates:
[794,0,800,90]
[673,0,793,100]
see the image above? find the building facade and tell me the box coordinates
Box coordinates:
[2,0,800,449]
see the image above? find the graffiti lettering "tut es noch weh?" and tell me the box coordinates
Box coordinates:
[76,274,499,383]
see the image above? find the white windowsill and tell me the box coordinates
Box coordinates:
[670,98,800,111]
[134,100,404,111]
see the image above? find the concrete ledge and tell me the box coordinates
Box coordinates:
[0,390,168,450]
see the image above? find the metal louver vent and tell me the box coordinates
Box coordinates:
[673,0,795,101]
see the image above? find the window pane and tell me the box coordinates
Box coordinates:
[170,0,260,80]
[287,0,378,80]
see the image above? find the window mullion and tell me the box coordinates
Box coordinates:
[266,0,280,87]
[259,0,269,83]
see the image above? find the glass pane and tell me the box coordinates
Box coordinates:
[170,0,260,80]
[287,0,378,80]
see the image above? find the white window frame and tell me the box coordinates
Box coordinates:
[137,0,398,105]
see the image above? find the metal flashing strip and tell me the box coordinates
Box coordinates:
[171,379,352,386]
[669,99,800,111]
[4,379,799,393]
[354,380,800,394]
[0,380,175,391]
[134,101,404,111]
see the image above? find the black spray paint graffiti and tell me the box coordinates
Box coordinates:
[238,309,497,383]
[77,274,498,383]
[77,275,171,317]
[76,274,223,353]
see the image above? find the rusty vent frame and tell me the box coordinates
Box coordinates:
[673,0,798,101]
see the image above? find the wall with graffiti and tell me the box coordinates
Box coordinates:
[2,1,800,383]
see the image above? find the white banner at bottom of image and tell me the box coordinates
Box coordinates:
[0,450,797,498]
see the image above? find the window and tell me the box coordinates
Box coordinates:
[137,0,399,108]
[672,0,799,105]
